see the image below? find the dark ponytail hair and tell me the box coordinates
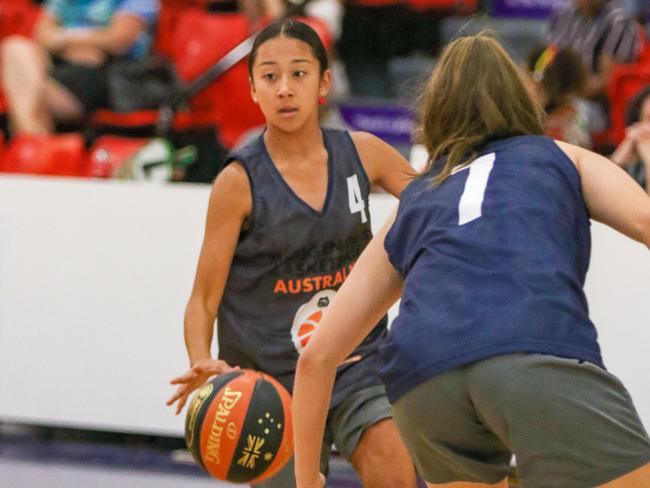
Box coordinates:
[248,19,329,77]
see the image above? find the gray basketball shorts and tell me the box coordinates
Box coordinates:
[252,384,392,488]
[392,353,650,488]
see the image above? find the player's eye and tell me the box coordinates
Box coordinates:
[262,73,276,81]
[293,70,307,78]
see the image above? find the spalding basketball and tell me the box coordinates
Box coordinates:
[184,369,293,483]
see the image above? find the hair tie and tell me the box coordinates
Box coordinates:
[533,45,558,82]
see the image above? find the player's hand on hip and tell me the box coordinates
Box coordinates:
[166,359,239,415]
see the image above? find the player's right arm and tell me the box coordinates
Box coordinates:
[166,162,252,414]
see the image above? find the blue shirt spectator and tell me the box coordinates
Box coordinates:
[46,0,159,58]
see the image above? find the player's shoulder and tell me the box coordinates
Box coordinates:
[348,130,400,166]
[209,161,252,211]
[349,130,385,150]
[214,161,249,190]
[551,140,582,170]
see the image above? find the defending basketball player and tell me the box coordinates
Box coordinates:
[166,20,417,488]
[292,34,650,488]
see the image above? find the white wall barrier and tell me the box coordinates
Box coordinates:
[0,175,648,436]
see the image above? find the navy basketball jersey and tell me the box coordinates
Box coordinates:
[218,128,387,408]
[382,135,603,403]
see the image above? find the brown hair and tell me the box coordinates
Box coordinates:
[418,33,545,185]
[527,45,587,112]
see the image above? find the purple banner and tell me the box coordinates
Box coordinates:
[337,103,414,146]
[490,0,568,18]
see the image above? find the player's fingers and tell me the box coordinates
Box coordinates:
[176,394,189,415]
[194,361,228,375]
[170,370,196,384]
[166,387,183,406]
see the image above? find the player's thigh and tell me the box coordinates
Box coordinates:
[329,384,414,485]
[327,385,393,462]
[392,369,511,485]
[467,354,650,488]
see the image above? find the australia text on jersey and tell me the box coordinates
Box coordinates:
[273,263,355,294]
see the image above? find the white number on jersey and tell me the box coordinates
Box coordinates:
[454,152,495,225]
[347,174,368,223]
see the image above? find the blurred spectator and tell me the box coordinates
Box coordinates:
[610,86,650,193]
[338,0,407,99]
[0,0,158,135]
[240,0,285,24]
[527,45,592,148]
[338,0,443,99]
[546,0,641,131]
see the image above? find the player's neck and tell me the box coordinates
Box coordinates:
[264,122,324,161]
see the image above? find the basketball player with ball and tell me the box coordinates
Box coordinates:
[166,20,417,488]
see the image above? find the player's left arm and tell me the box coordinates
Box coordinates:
[350,131,414,198]
[556,140,650,249]
[293,209,403,487]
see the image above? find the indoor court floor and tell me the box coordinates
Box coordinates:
[0,424,363,488]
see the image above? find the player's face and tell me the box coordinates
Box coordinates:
[640,97,650,124]
[250,36,331,132]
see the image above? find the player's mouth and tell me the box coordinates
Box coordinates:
[278,107,299,117]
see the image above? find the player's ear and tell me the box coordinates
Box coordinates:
[250,77,258,104]
[318,69,332,98]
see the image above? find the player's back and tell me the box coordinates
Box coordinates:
[382,135,603,402]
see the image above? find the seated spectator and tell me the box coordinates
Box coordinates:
[546,0,641,131]
[0,0,158,135]
[610,86,650,193]
[527,45,592,148]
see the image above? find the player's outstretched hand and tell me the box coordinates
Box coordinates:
[166,359,239,415]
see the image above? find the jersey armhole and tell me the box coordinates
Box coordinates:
[344,131,372,192]
[547,138,593,220]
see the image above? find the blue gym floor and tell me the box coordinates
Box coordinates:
[0,424,363,488]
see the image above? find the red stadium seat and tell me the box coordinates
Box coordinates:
[93,9,262,149]
[86,135,150,178]
[93,9,334,149]
[0,133,87,176]
[0,0,42,40]
[607,64,650,144]
[168,10,265,148]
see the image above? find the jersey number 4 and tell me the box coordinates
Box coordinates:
[347,175,368,223]
[454,152,495,225]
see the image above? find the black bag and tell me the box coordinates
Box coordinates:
[107,56,180,113]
